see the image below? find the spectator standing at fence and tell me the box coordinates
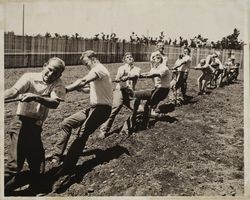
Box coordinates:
[170,47,192,106]
[150,41,168,67]
[98,52,141,138]
[4,57,66,193]
[50,50,112,168]
[130,52,171,131]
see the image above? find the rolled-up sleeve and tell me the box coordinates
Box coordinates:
[50,79,66,101]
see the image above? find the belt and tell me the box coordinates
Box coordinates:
[18,116,43,127]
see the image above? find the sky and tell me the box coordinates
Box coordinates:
[3,0,247,42]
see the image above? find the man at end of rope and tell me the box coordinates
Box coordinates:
[49,50,112,168]
[4,57,66,194]
[98,52,141,139]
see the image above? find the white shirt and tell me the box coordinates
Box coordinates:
[88,64,113,106]
[212,57,223,70]
[177,55,192,72]
[196,63,214,74]
[150,51,168,67]
[150,64,171,88]
[115,64,141,90]
[13,72,65,122]
[207,55,223,70]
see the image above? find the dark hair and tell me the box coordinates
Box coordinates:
[157,41,164,45]
[122,52,133,62]
[184,47,191,54]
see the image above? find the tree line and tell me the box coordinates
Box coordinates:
[5,28,244,50]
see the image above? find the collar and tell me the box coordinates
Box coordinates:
[125,63,134,70]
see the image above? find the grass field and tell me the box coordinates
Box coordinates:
[4,62,244,196]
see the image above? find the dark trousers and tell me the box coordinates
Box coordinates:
[59,105,111,172]
[55,105,111,157]
[131,87,169,129]
[175,71,188,96]
[5,116,45,188]
[100,88,133,134]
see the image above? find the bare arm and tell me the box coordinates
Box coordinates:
[140,71,160,78]
[119,73,140,81]
[66,72,99,93]
[5,88,19,100]
[19,93,62,109]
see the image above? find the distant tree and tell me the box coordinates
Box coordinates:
[61,35,69,39]
[45,32,51,38]
[190,39,196,48]
[190,34,208,48]
[54,33,61,38]
[168,38,172,45]
[159,31,165,41]
[215,40,221,49]
[218,28,243,50]
[173,39,177,46]
[211,41,215,48]
[179,36,183,46]
[94,34,99,41]
[101,32,105,40]
[6,31,15,35]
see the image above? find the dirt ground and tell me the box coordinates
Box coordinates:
[4,62,244,196]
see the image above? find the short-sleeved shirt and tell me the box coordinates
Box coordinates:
[149,64,171,88]
[115,64,141,90]
[150,51,168,67]
[177,55,192,72]
[88,63,113,107]
[13,72,66,122]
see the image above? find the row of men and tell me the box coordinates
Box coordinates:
[195,53,239,95]
[4,42,239,193]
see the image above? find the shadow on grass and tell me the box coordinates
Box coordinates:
[49,145,130,194]
[149,115,178,128]
[182,95,199,105]
[5,145,130,196]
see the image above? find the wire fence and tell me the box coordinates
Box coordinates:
[4,33,244,68]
